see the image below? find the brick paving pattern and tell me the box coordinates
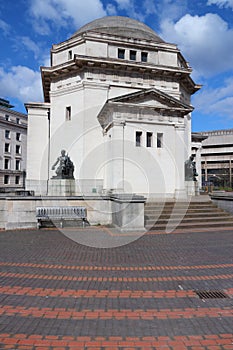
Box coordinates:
[0,228,232,349]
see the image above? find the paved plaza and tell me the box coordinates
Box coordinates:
[0,226,232,349]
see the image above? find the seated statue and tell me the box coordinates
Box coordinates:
[51,149,74,179]
[185,155,198,182]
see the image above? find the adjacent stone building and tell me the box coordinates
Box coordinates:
[0,98,27,192]
[25,16,200,198]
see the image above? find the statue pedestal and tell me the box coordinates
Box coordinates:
[185,181,199,196]
[48,179,76,196]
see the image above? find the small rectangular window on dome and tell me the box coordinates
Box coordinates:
[68,50,72,60]
[141,52,148,62]
[130,50,136,61]
[118,48,125,59]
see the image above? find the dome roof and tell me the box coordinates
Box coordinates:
[72,16,164,43]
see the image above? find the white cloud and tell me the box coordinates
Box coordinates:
[157,0,188,22]
[160,13,233,77]
[0,18,10,35]
[105,4,117,15]
[113,0,131,10]
[0,66,43,104]
[28,0,107,35]
[193,76,233,117]
[111,0,145,21]
[142,0,157,16]
[207,0,233,10]
[13,36,41,60]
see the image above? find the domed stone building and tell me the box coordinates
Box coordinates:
[25,16,200,199]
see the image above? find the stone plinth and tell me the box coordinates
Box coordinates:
[48,179,76,196]
[185,181,200,196]
[110,194,146,232]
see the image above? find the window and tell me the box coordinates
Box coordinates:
[66,106,71,121]
[68,50,72,60]
[4,175,9,185]
[15,176,20,185]
[16,118,20,124]
[130,50,136,61]
[136,131,142,147]
[157,133,163,148]
[5,114,10,121]
[4,159,10,170]
[15,159,20,170]
[4,143,10,153]
[16,132,21,141]
[118,48,125,59]
[16,145,21,154]
[5,130,10,139]
[141,52,148,62]
[146,132,152,147]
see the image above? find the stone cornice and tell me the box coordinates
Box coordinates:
[24,102,50,111]
[108,101,193,113]
[98,104,188,131]
[0,106,27,118]
[97,88,191,130]
[41,55,199,102]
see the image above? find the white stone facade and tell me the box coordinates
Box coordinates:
[25,16,200,198]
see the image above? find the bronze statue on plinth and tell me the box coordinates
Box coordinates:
[51,149,74,179]
[185,155,198,182]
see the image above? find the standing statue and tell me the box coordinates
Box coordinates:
[51,149,74,179]
[185,155,198,182]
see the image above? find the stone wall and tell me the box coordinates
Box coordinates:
[0,196,112,230]
[210,193,233,215]
[0,194,146,232]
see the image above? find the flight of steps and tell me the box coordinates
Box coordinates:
[145,199,233,231]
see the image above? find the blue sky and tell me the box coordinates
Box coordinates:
[0,0,233,132]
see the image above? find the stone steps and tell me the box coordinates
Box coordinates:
[145,212,231,219]
[145,200,233,231]
[146,220,233,231]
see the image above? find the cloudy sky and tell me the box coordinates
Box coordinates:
[0,0,232,131]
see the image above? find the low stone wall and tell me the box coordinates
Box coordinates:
[0,196,112,230]
[210,192,233,215]
[0,194,146,231]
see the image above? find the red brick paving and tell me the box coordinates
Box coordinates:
[0,228,232,349]
[0,285,199,298]
[0,261,233,271]
[0,304,232,320]
[0,270,233,282]
[0,333,233,349]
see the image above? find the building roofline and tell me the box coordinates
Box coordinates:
[0,105,27,118]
